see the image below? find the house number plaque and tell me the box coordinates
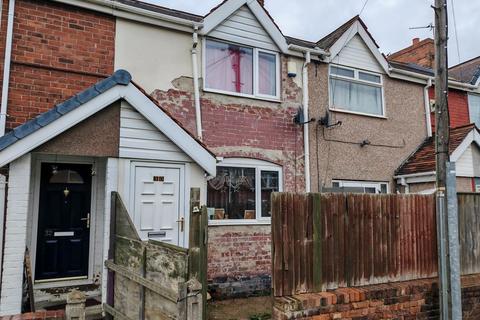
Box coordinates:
[153,176,165,182]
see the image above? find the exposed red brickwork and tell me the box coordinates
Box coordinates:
[0,310,64,320]
[429,86,470,131]
[4,0,115,129]
[388,38,435,69]
[152,57,305,298]
[0,0,11,105]
[207,226,272,298]
[273,274,480,319]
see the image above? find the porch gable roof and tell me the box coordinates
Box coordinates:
[0,70,217,176]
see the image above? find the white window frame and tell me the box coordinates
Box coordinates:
[328,64,386,118]
[332,179,389,194]
[203,38,281,102]
[208,158,283,226]
[468,93,480,127]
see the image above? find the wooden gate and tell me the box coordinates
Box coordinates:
[104,191,207,319]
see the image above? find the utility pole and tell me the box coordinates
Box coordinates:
[434,0,462,318]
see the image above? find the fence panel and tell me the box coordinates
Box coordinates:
[458,193,480,275]
[271,193,439,297]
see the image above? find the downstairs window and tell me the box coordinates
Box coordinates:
[207,159,282,224]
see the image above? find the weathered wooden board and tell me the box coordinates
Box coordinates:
[272,193,441,297]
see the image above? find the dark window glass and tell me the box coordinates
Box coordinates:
[261,171,279,218]
[207,167,256,220]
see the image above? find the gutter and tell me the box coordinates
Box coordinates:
[390,67,478,91]
[191,27,203,140]
[424,78,433,137]
[393,171,436,180]
[0,0,14,136]
[287,44,329,58]
[51,0,203,30]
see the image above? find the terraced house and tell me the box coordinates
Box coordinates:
[1,0,478,317]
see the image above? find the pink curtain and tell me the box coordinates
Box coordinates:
[205,40,253,94]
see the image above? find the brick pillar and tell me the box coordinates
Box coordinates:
[65,290,86,320]
[0,154,32,315]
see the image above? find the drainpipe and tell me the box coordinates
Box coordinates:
[191,26,203,140]
[424,78,433,137]
[399,177,410,194]
[302,52,311,192]
[0,0,15,136]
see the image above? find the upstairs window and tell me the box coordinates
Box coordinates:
[329,65,384,116]
[468,94,480,127]
[205,39,279,99]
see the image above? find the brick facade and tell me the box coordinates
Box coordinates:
[2,0,115,129]
[429,87,470,130]
[152,56,306,298]
[273,274,480,319]
[388,38,435,69]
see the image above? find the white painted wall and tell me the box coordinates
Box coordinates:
[332,34,384,73]
[208,5,278,52]
[0,154,32,316]
[115,18,195,93]
[457,143,480,177]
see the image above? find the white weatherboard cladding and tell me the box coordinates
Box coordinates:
[456,143,480,177]
[208,5,278,51]
[119,101,191,162]
[332,34,384,73]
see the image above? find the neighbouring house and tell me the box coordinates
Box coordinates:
[298,16,431,193]
[388,38,480,132]
[388,39,480,192]
[395,124,480,193]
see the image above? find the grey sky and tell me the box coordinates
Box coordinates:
[143,0,480,67]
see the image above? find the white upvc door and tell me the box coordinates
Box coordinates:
[132,162,184,246]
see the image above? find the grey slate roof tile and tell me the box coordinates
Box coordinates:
[56,97,81,115]
[35,108,62,127]
[0,132,18,151]
[113,69,132,85]
[0,70,132,151]
[13,119,41,139]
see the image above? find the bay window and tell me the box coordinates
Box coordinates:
[204,39,279,99]
[207,159,282,224]
[329,65,384,116]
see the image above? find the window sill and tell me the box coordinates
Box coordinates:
[208,219,271,226]
[329,107,388,119]
[203,88,281,103]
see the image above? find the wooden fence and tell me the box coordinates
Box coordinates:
[104,191,207,319]
[272,192,480,297]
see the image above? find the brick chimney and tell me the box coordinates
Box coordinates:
[257,0,264,6]
[388,38,435,69]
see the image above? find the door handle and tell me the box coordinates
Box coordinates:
[80,213,90,229]
[176,217,184,232]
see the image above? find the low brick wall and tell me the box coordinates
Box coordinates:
[273,274,480,319]
[207,225,272,299]
[0,310,64,320]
